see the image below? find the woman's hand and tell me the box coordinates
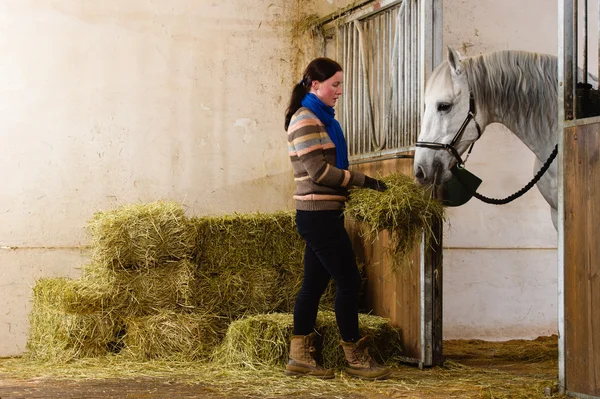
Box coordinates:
[364,176,388,192]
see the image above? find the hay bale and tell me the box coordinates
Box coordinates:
[191,211,341,316]
[121,310,227,361]
[82,259,199,315]
[26,278,124,362]
[213,311,402,370]
[87,201,197,270]
[345,173,445,265]
[192,211,303,273]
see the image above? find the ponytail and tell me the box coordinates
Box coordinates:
[284,81,308,131]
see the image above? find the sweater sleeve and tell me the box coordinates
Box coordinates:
[288,111,366,188]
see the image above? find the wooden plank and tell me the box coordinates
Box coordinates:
[564,123,600,396]
[348,157,433,363]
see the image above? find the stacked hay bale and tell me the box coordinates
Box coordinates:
[26,202,337,363]
[27,198,408,366]
[27,201,205,362]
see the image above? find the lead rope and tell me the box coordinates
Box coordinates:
[455,144,558,205]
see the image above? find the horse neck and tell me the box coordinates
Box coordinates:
[464,52,558,160]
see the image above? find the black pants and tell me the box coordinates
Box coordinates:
[293,210,361,342]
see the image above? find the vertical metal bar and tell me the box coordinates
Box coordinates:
[410,0,415,145]
[348,26,360,154]
[343,26,351,155]
[403,1,409,147]
[574,0,579,117]
[433,0,443,68]
[416,0,422,143]
[584,0,588,84]
[557,0,573,392]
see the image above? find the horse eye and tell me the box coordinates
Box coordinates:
[437,103,453,113]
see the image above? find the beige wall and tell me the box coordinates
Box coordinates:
[0,0,303,356]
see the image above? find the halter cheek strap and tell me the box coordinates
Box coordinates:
[416,92,482,167]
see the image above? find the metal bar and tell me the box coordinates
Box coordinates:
[557,0,573,392]
[349,145,415,162]
[403,2,409,147]
[353,26,359,155]
[584,0,588,84]
[564,115,600,126]
[350,152,414,165]
[420,230,428,368]
[574,0,579,117]
[319,0,403,28]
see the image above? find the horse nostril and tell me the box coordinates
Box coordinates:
[415,166,426,182]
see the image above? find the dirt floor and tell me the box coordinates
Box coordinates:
[0,336,564,399]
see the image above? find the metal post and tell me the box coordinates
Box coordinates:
[557,0,574,393]
[583,0,588,84]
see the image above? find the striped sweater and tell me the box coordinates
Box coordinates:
[287,107,366,211]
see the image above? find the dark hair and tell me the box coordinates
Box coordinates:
[284,57,343,130]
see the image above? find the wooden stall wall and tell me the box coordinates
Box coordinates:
[347,156,442,365]
[563,122,600,397]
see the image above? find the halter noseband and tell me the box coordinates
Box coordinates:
[415,92,482,167]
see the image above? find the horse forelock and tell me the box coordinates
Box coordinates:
[425,63,454,100]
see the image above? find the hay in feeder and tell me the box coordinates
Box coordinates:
[213,311,402,370]
[26,278,124,362]
[345,173,445,265]
[87,200,197,270]
[81,259,199,315]
[121,310,227,361]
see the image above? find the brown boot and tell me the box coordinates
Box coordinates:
[284,333,334,379]
[341,336,392,380]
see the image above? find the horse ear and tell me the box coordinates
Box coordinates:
[447,46,463,76]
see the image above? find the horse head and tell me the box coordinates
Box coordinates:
[414,47,484,187]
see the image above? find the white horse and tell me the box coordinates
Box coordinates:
[414,47,598,230]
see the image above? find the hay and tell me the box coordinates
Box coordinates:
[213,311,402,370]
[191,211,340,316]
[27,278,123,362]
[192,211,303,273]
[81,259,199,315]
[345,173,445,265]
[121,311,227,361]
[26,205,373,364]
[87,201,197,270]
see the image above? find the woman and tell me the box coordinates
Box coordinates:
[284,57,391,380]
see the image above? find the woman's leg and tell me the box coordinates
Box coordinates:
[294,210,361,342]
[292,244,331,335]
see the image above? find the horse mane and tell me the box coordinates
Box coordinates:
[428,50,559,139]
[463,51,558,127]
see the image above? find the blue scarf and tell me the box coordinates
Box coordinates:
[301,93,349,170]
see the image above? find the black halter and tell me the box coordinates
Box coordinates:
[415,93,482,167]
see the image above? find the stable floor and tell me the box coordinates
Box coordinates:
[0,336,563,399]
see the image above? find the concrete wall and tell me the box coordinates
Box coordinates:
[0,0,302,356]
